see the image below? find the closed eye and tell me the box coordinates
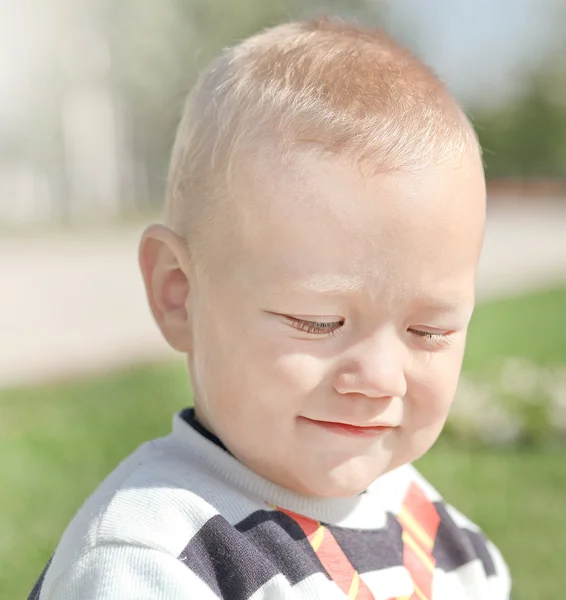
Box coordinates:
[408,328,452,348]
[284,316,344,336]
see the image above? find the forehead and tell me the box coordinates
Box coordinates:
[227,147,485,304]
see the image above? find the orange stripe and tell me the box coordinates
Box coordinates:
[398,507,434,551]
[401,483,441,542]
[402,532,435,573]
[278,507,375,599]
[403,545,434,599]
[348,570,360,599]
[310,525,326,552]
[398,483,441,600]
[412,583,428,600]
[316,527,358,593]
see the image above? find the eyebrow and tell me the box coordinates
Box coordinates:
[411,296,474,315]
[278,277,473,313]
[280,275,365,295]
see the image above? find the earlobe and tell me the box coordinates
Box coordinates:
[139,224,193,353]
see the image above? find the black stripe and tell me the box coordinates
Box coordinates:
[179,408,231,454]
[178,512,325,600]
[27,557,52,600]
[33,504,500,600]
[236,510,327,582]
[433,502,496,576]
[327,514,404,573]
[178,504,500,599]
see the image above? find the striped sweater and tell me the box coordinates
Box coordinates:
[30,408,511,599]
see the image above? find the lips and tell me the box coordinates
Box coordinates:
[301,417,395,437]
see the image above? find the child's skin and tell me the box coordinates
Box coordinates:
[139,139,485,499]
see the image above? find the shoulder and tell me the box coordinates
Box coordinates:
[40,435,258,597]
[58,439,215,555]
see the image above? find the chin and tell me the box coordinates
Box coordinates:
[296,465,386,498]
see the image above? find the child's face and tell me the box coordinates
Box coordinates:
[185,147,485,497]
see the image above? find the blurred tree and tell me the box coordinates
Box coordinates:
[94,0,382,209]
[475,57,566,180]
[7,0,564,227]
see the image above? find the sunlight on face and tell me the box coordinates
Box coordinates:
[188,147,486,497]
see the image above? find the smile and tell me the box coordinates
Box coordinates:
[301,417,395,437]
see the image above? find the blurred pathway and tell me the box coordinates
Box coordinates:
[1,198,565,388]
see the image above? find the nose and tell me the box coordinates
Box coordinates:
[333,333,408,399]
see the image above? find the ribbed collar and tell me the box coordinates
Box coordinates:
[179,407,230,453]
[170,409,413,526]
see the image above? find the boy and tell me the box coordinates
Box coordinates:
[30,17,511,599]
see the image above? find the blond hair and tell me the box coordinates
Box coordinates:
[165,17,478,257]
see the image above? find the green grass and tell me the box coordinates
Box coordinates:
[0,364,189,598]
[463,285,566,373]
[1,286,565,599]
[416,443,565,600]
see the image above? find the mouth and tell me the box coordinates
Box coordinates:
[301,417,395,437]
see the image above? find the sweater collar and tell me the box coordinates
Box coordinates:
[179,407,230,453]
[170,409,412,526]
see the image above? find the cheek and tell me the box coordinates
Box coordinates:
[189,311,243,404]
[195,319,328,411]
[409,351,464,418]
[260,345,329,397]
[399,352,464,463]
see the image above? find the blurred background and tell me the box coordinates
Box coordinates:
[1,0,565,598]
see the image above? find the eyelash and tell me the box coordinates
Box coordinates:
[284,317,451,346]
[284,316,344,336]
[408,329,450,347]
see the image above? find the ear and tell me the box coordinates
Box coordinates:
[139,224,193,353]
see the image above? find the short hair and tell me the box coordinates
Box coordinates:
[165,17,478,259]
